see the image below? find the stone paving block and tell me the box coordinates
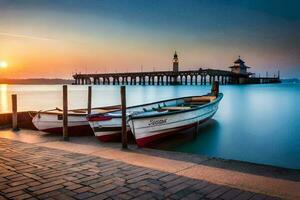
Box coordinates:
[220,188,243,200]
[58,188,77,197]
[73,186,93,193]
[23,172,42,181]
[13,193,32,200]
[65,183,83,190]
[163,176,190,188]
[171,187,196,199]
[206,186,231,199]
[198,184,220,195]
[52,193,76,200]
[91,184,117,194]
[115,186,131,194]
[5,190,25,198]
[86,193,107,200]
[36,190,61,199]
[250,194,268,200]
[90,178,115,188]
[74,192,97,199]
[113,193,133,200]
[181,192,204,200]
[164,181,191,194]
[264,196,281,200]
[126,189,147,197]
[2,184,28,193]
[27,179,66,192]
[127,174,151,183]
[233,191,255,200]
[25,197,39,200]
[33,184,64,195]
[159,174,179,182]
[131,192,154,200]
[9,178,36,187]
[0,183,9,191]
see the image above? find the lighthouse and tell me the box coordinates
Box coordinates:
[173,51,179,72]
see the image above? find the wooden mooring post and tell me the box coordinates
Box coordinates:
[63,85,69,141]
[11,94,19,131]
[211,81,219,97]
[120,86,127,149]
[87,86,92,115]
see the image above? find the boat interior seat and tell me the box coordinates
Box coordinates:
[71,109,86,114]
[185,96,216,102]
[160,106,191,111]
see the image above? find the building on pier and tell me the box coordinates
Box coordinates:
[229,56,252,76]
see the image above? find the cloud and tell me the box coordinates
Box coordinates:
[0,32,88,46]
[0,32,59,41]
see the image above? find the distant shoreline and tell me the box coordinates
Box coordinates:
[0,78,74,85]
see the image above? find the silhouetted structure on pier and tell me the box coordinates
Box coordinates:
[73,53,281,85]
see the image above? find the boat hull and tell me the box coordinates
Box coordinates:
[129,98,220,147]
[133,113,214,147]
[32,113,93,135]
[88,118,124,142]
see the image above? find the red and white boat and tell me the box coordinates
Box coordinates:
[87,111,130,142]
[32,106,120,135]
[87,92,222,146]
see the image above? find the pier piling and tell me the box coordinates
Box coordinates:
[120,86,127,149]
[87,86,92,115]
[11,94,19,131]
[63,85,69,141]
[211,81,219,97]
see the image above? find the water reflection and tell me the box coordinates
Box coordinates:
[0,84,8,113]
[152,119,222,154]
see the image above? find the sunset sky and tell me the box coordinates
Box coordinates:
[0,0,299,78]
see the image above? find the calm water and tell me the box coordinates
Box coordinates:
[0,83,299,169]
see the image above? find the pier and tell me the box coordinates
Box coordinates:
[73,53,281,85]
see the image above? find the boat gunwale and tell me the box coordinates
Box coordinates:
[129,93,223,119]
[35,105,121,117]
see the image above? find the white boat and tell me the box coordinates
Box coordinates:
[128,94,223,147]
[32,106,120,135]
[87,93,222,145]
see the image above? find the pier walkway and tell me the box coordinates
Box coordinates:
[0,129,299,200]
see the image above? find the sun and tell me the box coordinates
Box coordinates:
[0,61,8,68]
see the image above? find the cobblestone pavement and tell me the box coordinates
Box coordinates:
[0,138,281,200]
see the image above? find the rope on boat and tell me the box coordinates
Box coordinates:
[27,111,36,119]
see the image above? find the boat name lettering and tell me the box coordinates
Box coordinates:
[148,119,167,126]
